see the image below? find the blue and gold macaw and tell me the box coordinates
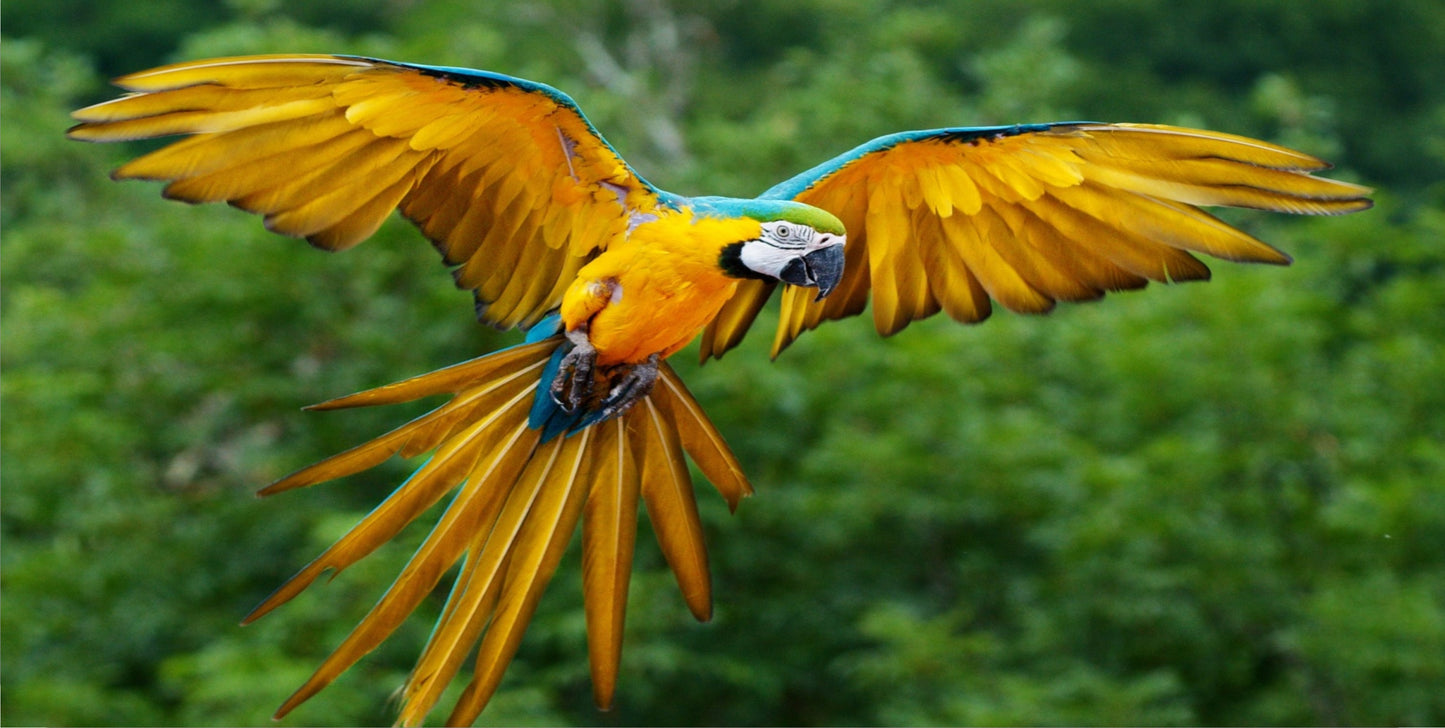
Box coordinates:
[69,54,1371,725]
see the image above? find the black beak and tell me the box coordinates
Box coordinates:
[779,243,846,301]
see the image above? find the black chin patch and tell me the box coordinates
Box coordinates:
[718,242,773,281]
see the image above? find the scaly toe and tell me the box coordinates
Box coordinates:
[598,354,660,418]
[550,334,597,412]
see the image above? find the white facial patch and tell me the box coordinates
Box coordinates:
[738,220,843,278]
[738,236,803,278]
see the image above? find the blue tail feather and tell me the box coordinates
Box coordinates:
[523,314,606,443]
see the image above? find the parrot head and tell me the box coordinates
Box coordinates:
[708,198,847,300]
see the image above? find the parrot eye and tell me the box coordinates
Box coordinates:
[763,220,812,248]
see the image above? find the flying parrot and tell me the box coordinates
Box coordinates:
[68,54,1371,726]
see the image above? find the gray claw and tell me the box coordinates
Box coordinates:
[549,331,659,421]
[550,330,597,413]
[597,353,660,419]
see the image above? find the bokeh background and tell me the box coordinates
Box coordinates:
[4,0,1444,725]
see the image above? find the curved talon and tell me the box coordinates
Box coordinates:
[548,332,659,422]
[597,353,660,420]
[550,329,597,413]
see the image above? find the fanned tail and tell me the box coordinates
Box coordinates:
[247,336,752,726]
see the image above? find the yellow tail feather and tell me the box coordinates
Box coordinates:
[248,338,751,725]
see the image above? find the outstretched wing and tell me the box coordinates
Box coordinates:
[68,54,667,330]
[699,123,1372,360]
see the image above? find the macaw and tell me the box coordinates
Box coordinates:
[69,54,1371,726]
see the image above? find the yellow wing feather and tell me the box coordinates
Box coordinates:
[633,397,714,622]
[107,54,370,92]
[68,54,659,330]
[700,279,777,360]
[581,418,641,710]
[447,429,594,725]
[651,372,753,510]
[699,123,1371,359]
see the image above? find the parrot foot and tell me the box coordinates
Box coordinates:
[596,353,660,420]
[548,330,659,423]
[551,329,597,413]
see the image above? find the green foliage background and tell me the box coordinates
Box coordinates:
[4,1,1444,725]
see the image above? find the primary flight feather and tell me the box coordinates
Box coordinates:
[69,53,1371,726]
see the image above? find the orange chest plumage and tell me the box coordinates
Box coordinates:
[560,211,761,365]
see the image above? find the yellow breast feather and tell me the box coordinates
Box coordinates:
[565,211,760,365]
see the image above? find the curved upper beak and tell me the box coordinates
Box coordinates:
[779,235,846,301]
